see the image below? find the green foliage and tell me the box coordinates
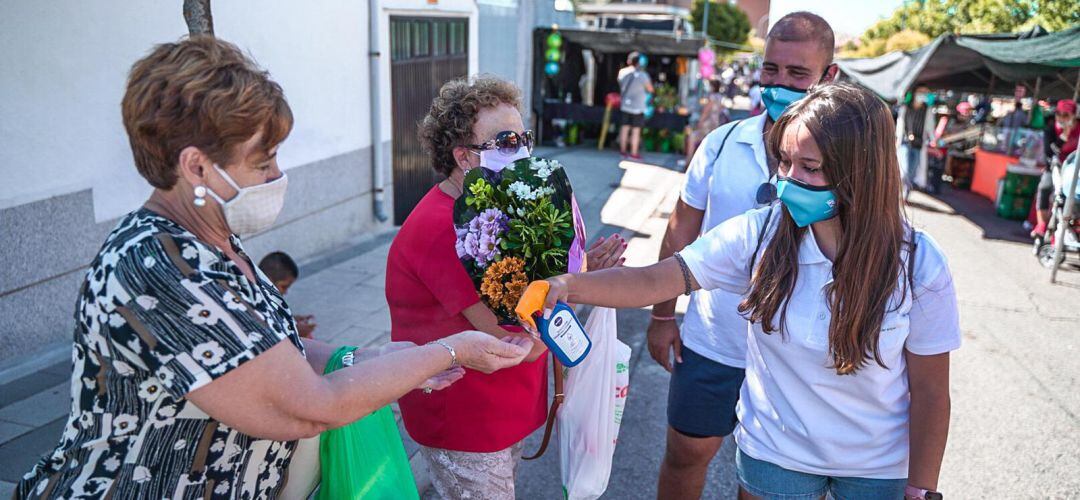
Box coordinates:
[502,197,574,281]
[690,0,751,48]
[454,157,579,287]
[853,0,1079,58]
[653,83,679,111]
[885,29,932,53]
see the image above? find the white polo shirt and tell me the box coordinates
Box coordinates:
[680,206,962,478]
[680,114,771,368]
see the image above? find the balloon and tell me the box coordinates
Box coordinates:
[697,47,715,66]
[545,48,561,62]
[638,54,648,67]
[545,61,560,76]
[547,32,563,49]
[700,64,715,79]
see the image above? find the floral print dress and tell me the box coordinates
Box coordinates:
[16,208,306,499]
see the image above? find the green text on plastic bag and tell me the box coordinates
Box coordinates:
[317,346,420,500]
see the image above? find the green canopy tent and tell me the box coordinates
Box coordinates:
[837,25,1080,102]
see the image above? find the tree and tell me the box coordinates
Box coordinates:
[885,29,932,53]
[183,0,214,36]
[855,0,1078,58]
[690,0,752,49]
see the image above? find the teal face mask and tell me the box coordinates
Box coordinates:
[776,176,838,227]
[760,84,808,121]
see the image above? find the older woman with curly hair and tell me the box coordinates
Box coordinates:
[15,39,531,500]
[386,76,625,499]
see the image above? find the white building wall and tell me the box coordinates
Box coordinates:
[0,0,376,223]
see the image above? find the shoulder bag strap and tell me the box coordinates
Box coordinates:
[709,119,743,169]
[749,204,775,276]
[523,356,564,460]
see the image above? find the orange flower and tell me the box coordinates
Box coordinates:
[480,257,529,313]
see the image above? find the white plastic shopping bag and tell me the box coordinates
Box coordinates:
[558,307,631,500]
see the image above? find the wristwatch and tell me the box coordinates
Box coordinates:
[905,485,943,500]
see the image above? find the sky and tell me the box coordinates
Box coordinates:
[769,0,907,40]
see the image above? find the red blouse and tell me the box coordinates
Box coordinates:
[386,186,547,452]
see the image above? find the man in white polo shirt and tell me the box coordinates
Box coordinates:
[647,12,838,499]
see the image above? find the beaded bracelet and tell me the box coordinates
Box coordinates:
[672,252,693,296]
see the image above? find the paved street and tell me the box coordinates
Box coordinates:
[2,145,1078,498]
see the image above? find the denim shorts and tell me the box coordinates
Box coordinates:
[736,449,907,500]
[667,346,745,438]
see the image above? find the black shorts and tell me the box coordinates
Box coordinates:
[667,345,745,438]
[620,111,645,128]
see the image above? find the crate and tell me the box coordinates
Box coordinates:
[946,155,974,190]
[995,191,1033,220]
[1001,168,1040,197]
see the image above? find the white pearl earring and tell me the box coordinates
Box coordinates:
[193,185,208,207]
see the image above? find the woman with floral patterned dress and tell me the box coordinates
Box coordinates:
[15,37,532,500]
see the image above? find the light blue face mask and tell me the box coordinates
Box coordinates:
[776,176,838,227]
[760,84,808,121]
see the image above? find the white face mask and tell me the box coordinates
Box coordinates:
[473,145,531,172]
[205,164,288,236]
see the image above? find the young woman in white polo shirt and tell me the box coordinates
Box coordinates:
[535,82,958,500]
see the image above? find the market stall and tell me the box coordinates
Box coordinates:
[532,26,706,150]
[838,25,1080,217]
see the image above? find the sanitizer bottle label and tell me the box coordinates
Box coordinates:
[546,307,590,362]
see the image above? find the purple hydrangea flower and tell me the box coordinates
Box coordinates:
[456,208,508,267]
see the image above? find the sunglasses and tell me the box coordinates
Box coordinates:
[465,130,534,155]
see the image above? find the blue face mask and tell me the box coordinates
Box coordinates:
[776,176,838,227]
[760,85,808,121]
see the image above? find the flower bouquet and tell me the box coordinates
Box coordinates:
[453,157,586,323]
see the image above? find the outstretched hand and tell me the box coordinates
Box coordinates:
[586,234,627,271]
[446,331,532,374]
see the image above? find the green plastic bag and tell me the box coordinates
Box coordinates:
[317,346,420,500]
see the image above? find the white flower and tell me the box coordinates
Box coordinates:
[132,465,151,483]
[79,412,94,429]
[210,440,226,453]
[137,379,162,402]
[215,481,231,495]
[157,367,175,385]
[508,181,539,201]
[186,304,222,326]
[107,313,125,328]
[135,295,158,310]
[221,291,245,311]
[125,336,142,355]
[173,439,187,451]
[151,405,177,428]
[113,414,138,435]
[192,340,226,366]
[142,255,156,268]
[181,245,198,261]
[103,456,121,472]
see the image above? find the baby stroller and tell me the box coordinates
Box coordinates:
[1034,152,1080,268]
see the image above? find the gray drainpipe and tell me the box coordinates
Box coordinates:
[369,0,389,223]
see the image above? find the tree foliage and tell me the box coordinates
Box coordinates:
[690,0,752,48]
[849,0,1078,58]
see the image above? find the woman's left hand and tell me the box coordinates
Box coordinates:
[419,367,466,391]
[586,234,627,271]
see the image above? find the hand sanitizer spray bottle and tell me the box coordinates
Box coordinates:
[515,281,592,367]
